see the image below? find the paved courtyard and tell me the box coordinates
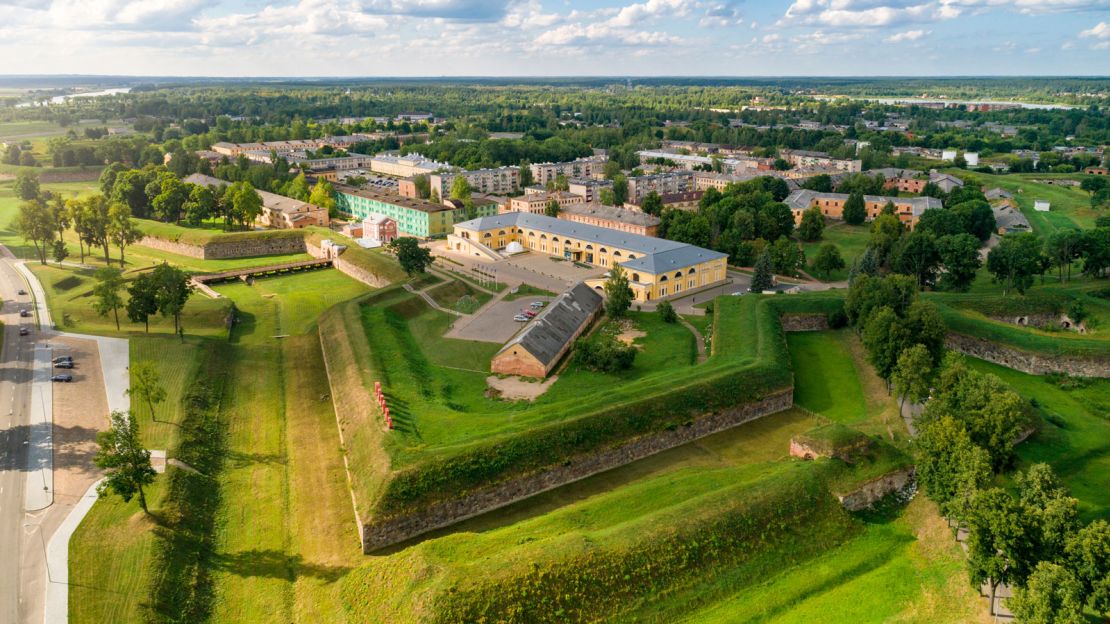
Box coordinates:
[445,294,554,344]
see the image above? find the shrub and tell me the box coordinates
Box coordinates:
[827,308,848,328]
[574,334,637,373]
[657,300,678,324]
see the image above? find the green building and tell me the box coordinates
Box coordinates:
[333,185,498,238]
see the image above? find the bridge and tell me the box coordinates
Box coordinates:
[191,258,334,298]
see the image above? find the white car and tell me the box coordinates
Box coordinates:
[513,314,531,322]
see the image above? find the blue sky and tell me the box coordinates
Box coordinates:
[0,0,1107,76]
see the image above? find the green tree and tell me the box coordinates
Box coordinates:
[810,243,845,279]
[770,236,804,276]
[967,488,1036,613]
[390,237,433,276]
[987,233,1043,295]
[151,175,188,222]
[915,415,991,523]
[1007,562,1086,624]
[183,184,216,226]
[797,206,825,242]
[126,273,159,332]
[1080,175,1108,195]
[13,170,40,200]
[842,191,866,225]
[935,233,981,291]
[612,175,628,206]
[92,267,125,330]
[227,181,263,229]
[845,273,916,327]
[15,198,56,264]
[544,199,561,217]
[309,179,337,217]
[604,264,633,318]
[868,213,904,267]
[127,362,167,422]
[639,191,663,216]
[891,343,933,416]
[553,174,569,192]
[94,411,157,512]
[892,231,940,289]
[284,171,311,201]
[450,175,473,203]
[107,202,140,267]
[751,249,774,292]
[1044,229,1083,283]
[151,263,193,335]
[412,174,431,199]
[656,299,677,324]
[1066,520,1110,615]
[861,306,911,382]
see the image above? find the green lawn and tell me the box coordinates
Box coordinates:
[954,171,1101,234]
[213,269,371,338]
[504,283,557,301]
[967,359,1110,522]
[129,336,206,450]
[425,278,493,313]
[787,331,869,424]
[799,222,871,282]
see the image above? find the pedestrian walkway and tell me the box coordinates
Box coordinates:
[25,344,53,511]
[678,317,708,363]
[43,478,102,624]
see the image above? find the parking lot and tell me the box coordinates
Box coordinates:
[445,295,554,344]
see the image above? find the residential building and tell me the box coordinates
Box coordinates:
[783,189,941,230]
[369,153,453,178]
[430,166,521,198]
[507,191,585,214]
[984,187,1014,202]
[780,149,862,173]
[184,174,328,229]
[490,282,603,378]
[993,204,1031,235]
[625,172,694,203]
[558,202,661,237]
[333,184,493,238]
[694,172,760,191]
[623,191,703,213]
[448,212,728,303]
[567,178,613,202]
[529,156,607,186]
[929,172,965,194]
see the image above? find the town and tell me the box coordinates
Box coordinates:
[0,6,1109,624]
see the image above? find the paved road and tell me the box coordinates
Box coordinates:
[0,252,39,624]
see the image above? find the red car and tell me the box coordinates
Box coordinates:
[521,309,537,318]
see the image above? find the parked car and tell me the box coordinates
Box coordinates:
[51,374,73,383]
[521,309,537,318]
[19,309,30,318]
[513,314,530,322]
[17,289,27,296]
[54,361,74,369]
[52,356,72,364]
[19,327,29,336]
[529,301,545,309]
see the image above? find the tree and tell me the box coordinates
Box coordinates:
[183,183,216,226]
[988,233,1043,295]
[151,263,193,335]
[751,249,774,292]
[126,273,159,332]
[612,174,628,206]
[861,306,911,382]
[797,206,825,242]
[868,213,904,267]
[935,233,982,291]
[811,243,845,279]
[915,415,991,523]
[604,264,633,318]
[892,231,940,289]
[967,488,1036,613]
[1080,175,1108,195]
[1044,229,1083,283]
[951,200,996,241]
[800,173,832,193]
[92,267,125,330]
[284,171,311,201]
[639,191,663,216]
[544,199,561,217]
[390,237,433,276]
[598,188,616,206]
[94,411,157,513]
[1007,562,1086,624]
[107,202,140,267]
[151,175,188,222]
[13,170,40,200]
[308,179,337,217]
[1066,520,1110,615]
[450,175,473,204]
[412,174,431,199]
[845,273,916,327]
[842,191,866,225]
[16,199,56,264]
[770,236,804,276]
[226,181,262,229]
[657,299,677,323]
[127,362,167,421]
[892,344,933,416]
[915,208,964,238]
[553,174,569,192]
[1081,227,1110,278]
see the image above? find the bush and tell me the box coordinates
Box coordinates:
[574,334,637,373]
[657,300,678,324]
[827,308,848,329]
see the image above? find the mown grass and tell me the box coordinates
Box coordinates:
[425,278,493,312]
[954,170,1100,233]
[787,331,868,423]
[129,336,206,450]
[504,283,557,301]
[798,222,871,282]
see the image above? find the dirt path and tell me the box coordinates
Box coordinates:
[677,317,707,363]
[486,375,558,401]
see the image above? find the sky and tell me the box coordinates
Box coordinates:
[0,0,1108,77]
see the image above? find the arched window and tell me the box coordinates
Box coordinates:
[613,251,622,257]
[528,231,535,237]
[586,244,593,250]
[674,271,683,279]
[540,234,547,239]
[552,237,560,243]
[628,254,636,260]
[600,247,607,253]
[632,273,640,282]
[659,275,669,282]
[687,267,696,274]
[498,230,506,235]
[483,232,491,238]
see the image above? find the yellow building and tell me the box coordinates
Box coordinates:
[449,212,728,303]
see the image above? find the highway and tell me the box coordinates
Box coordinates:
[0,249,38,624]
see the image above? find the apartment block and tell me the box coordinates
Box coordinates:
[625,171,694,203]
[529,156,607,186]
[780,149,862,173]
[369,153,453,178]
[567,178,613,202]
[507,191,586,214]
[784,190,941,230]
[430,166,521,198]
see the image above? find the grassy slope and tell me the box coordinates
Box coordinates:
[788,331,868,423]
[967,359,1110,523]
[954,171,1100,233]
[798,221,871,282]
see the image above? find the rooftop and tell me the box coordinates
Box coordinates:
[184,174,317,215]
[333,183,454,213]
[496,282,602,366]
[560,202,661,227]
[783,189,942,215]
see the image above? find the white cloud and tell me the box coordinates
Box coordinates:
[782,0,1110,29]
[1080,21,1110,38]
[700,1,743,27]
[195,0,388,46]
[608,0,695,27]
[884,28,929,41]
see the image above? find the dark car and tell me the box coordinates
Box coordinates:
[54,361,74,369]
[51,374,73,382]
[19,327,29,336]
[52,356,72,364]
[17,289,27,296]
[19,309,31,318]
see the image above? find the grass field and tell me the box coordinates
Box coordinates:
[798,222,870,282]
[425,278,493,313]
[788,331,868,423]
[954,171,1100,234]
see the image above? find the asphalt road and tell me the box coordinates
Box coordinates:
[0,252,37,624]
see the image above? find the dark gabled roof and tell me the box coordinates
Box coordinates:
[496,283,603,367]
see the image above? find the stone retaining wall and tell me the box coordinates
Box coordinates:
[945,333,1110,378]
[139,236,207,259]
[837,467,915,512]
[779,313,830,332]
[138,233,308,260]
[361,387,795,552]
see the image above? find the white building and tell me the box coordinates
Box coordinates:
[1034,200,1051,212]
[942,149,958,161]
[965,152,980,167]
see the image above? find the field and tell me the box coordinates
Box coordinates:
[799,222,871,282]
[954,171,1101,233]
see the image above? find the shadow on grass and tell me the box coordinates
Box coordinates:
[212,549,351,583]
